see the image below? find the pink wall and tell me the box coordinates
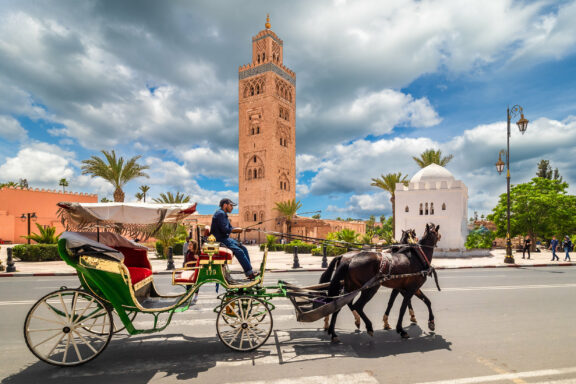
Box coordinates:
[0,187,97,244]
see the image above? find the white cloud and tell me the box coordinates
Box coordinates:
[179,147,238,183]
[326,191,390,219]
[0,115,27,141]
[0,142,74,185]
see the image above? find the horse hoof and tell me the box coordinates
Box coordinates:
[399,331,410,339]
[355,321,361,329]
[383,324,391,330]
[428,321,435,331]
[367,330,374,337]
[331,336,340,343]
[410,317,417,324]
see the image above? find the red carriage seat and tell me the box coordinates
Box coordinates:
[114,246,153,285]
[198,247,233,263]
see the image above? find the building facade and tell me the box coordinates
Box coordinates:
[394,164,468,254]
[0,187,97,244]
[238,17,296,241]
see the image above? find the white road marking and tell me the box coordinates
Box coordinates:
[223,372,378,384]
[415,366,576,384]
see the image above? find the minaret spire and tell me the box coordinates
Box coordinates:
[265,14,271,29]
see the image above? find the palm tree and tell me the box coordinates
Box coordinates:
[81,150,149,202]
[22,223,60,244]
[59,178,69,193]
[139,185,150,202]
[371,172,409,239]
[412,148,454,168]
[153,191,191,204]
[274,199,302,240]
[135,192,144,202]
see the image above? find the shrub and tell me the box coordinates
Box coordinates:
[283,241,315,254]
[155,241,184,257]
[259,244,284,252]
[465,228,496,249]
[311,245,350,256]
[12,244,61,261]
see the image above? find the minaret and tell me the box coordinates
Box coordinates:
[238,15,296,241]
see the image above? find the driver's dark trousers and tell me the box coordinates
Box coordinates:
[221,238,254,276]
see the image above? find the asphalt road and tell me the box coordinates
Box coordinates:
[1,268,575,384]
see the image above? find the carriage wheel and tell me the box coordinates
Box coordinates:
[216,296,273,352]
[24,289,113,366]
[83,308,137,335]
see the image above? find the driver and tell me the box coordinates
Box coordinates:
[210,198,259,280]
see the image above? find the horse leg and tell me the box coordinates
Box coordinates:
[408,300,417,324]
[383,289,400,330]
[396,291,414,339]
[414,289,435,331]
[351,286,379,336]
[324,316,330,331]
[328,309,341,342]
[347,303,361,329]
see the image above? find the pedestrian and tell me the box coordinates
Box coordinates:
[522,236,531,259]
[562,236,572,262]
[550,236,559,261]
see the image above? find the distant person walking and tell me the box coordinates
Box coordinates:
[562,236,572,262]
[522,236,531,259]
[550,236,559,261]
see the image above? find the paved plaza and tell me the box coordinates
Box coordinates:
[1,243,573,277]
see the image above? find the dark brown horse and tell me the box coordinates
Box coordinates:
[327,223,441,341]
[319,229,419,331]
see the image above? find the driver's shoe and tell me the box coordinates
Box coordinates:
[247,271,260,280]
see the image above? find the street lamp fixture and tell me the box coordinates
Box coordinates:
[495,105,529,264]
[20,212,37,244]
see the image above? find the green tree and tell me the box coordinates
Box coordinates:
[465,227,496,249]
[274,199,303,240]
[0,181,19,188]
[81,150,150,202]
[19,178,29,189]
[536,159,563,182]
[100,197,112,203]
[412,148,453,168]
[22,223,60,244]
[139,185,150,202]
[135,192,144,202]
[371,172,409,238]
[311,213,321,219]
[155,223,187,258]
[487,178,576,244]
[59,178,69,193]
[153,191,191,204]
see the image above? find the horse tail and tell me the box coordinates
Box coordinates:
[320,255,342,284]
[432,268,441,291]
[328,261,349,298]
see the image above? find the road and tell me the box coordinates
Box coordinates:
[1,268,575,383]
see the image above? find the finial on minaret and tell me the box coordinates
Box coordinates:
[265,14,271,29]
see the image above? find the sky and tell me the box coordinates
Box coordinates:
[1,0,576,220]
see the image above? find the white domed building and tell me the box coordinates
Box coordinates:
[395,164,469,256]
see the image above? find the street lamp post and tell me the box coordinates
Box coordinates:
[495,105,529,264]
[20,213,37,244]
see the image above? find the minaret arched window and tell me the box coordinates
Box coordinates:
[245,212,250,221]
[253,169,257,179]
[262,52,265,61]
[257,54,260,63]
[253,213,257,221]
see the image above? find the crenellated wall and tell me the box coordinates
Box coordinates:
[0,187,98,243]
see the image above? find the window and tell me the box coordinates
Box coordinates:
[262,53,265,61]
[442,203,446,211]
[431,203,435,215]
[419,203,423,215]
[253,169,257,179]
[253,156,257,163]
[425,202,429,215]
[253,213,257,221]
[256,126,260,134]
[245,212,250,221]
[405,206,409,213]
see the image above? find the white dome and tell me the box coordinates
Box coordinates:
[410,164,455,183]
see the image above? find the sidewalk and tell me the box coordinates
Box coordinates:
[0,244,573,277]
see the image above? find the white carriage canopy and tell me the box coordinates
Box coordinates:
[57,202,197,239]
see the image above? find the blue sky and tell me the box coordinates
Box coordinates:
[1,0,576,220]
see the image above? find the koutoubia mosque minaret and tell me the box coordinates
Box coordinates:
[238,15,296,240]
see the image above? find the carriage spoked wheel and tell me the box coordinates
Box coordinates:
[24,288,113,366]
[216,296,273,352]
[82,308,137,335]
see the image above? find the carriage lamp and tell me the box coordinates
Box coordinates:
[20,212,37,244]
[495,105,529,264]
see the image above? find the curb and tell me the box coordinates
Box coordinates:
[0,262,573,277]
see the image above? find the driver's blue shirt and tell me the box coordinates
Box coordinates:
[210,209,232,243]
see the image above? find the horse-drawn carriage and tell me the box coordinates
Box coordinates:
[23,202,441,366]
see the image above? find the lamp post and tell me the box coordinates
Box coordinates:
[495,105,529,264]
[20,213,37,244]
